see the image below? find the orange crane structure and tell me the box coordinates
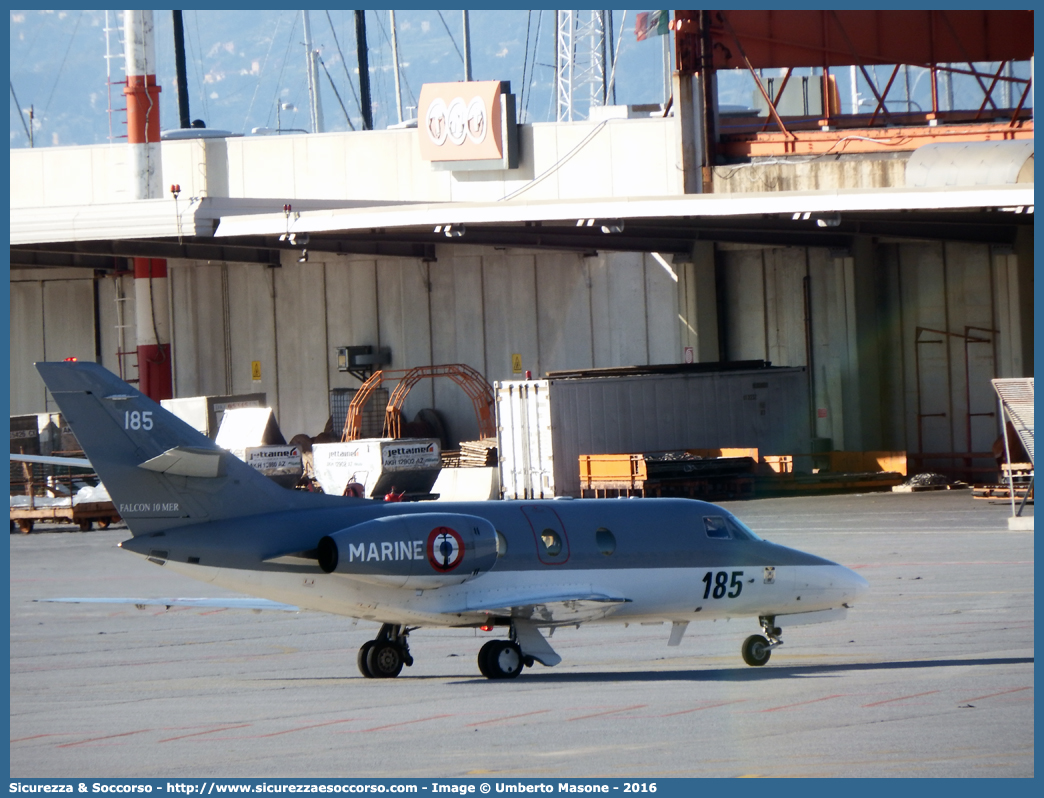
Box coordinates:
[342,364,496,442]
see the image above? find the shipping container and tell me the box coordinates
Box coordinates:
[496,365,811,498]
[312,438,442,499]
[161,393,267,439]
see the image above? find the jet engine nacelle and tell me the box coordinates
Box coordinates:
[317,512,498,589]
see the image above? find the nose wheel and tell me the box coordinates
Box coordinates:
[741,616,783,667]
[357,624,415,678]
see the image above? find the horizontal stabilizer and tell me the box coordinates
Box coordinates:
[37,597,299,612]
[139,447,225,478]
[10,453,93,468]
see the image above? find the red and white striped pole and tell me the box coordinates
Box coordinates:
[124,10,172,400]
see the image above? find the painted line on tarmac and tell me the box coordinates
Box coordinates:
[961,686,1032,702]
[467,709,552,727]
[350,714,454,733]
[253,718,357,738]
[760,695,845,713]
[58,728,153,748]
[568,704,647,721]
[861,690,940,707]
[158,724,252,742]
[657,699,747,716]
[11,733,78,743]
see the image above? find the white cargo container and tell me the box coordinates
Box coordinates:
[496,366,811,499]
[161,393,267,438]
[312,439,441,499]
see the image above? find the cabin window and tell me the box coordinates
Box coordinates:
[703,516,730,539]
[495,530,508,557]
[595,527,616,556]
[540,529,563,556]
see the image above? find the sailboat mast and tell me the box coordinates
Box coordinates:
[389,10,403,124]
[302,10,324,133]
[354,11,373,130]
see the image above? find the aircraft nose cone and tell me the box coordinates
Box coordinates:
[841,566,870,598]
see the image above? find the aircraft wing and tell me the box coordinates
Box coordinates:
[448,589,631,624]
[36,597,299,612]
[11,453,93,468]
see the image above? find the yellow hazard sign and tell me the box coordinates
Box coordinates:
[511,354,522,374]
[251,361,262,381]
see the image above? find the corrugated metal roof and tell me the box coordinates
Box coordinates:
[9,197,416,247]
[211,185,1035,239]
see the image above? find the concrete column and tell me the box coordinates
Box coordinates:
[671,71,702,194]
[1013,226,1033,377]
[677,242,719,361]
[838,237,884,451]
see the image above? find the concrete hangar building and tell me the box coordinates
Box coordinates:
[10,10,1034,484]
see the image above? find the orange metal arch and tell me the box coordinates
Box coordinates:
[342,364,495,442]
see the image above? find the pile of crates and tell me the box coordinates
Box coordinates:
[580,449,908,500]
[579,448,758,501]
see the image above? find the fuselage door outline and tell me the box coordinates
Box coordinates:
[520,504,571,565]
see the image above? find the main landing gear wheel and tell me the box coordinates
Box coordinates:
[357,641,376,678]
[477,640,499,678]
[367,641,405,678]
[357,624,415,679]
[479,640,524,679]
[741,634,772,666]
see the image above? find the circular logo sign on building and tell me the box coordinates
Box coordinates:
[426,98,448,146]
[446,98,468,145]
[427,526,465,572]
[466,96,487,144]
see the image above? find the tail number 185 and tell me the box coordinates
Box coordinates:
[124,410,153,431]
[702,570,743,599]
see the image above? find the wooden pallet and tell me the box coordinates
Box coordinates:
[972,484,1034,501]
[891,482,971,493]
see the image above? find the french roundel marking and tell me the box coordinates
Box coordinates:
[427,526,464,572]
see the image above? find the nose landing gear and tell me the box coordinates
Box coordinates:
[357,624,415,678]
[741,616,783,667]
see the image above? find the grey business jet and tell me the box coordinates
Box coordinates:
[33,361,868,679]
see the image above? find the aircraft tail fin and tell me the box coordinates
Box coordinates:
[35,361,334,536]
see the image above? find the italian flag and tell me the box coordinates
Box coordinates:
[635,10,670,41]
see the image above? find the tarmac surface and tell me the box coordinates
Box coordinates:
[9,490,1033,778]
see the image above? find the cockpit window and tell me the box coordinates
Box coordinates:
[726,515,762,541]
[703,516,730,539]
[703,515,763,541]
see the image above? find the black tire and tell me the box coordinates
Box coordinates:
[484,640,524,679]
[742,634,772,666]
[477,640,500,678]
[357,641,376,678]
[366,641,405,678]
